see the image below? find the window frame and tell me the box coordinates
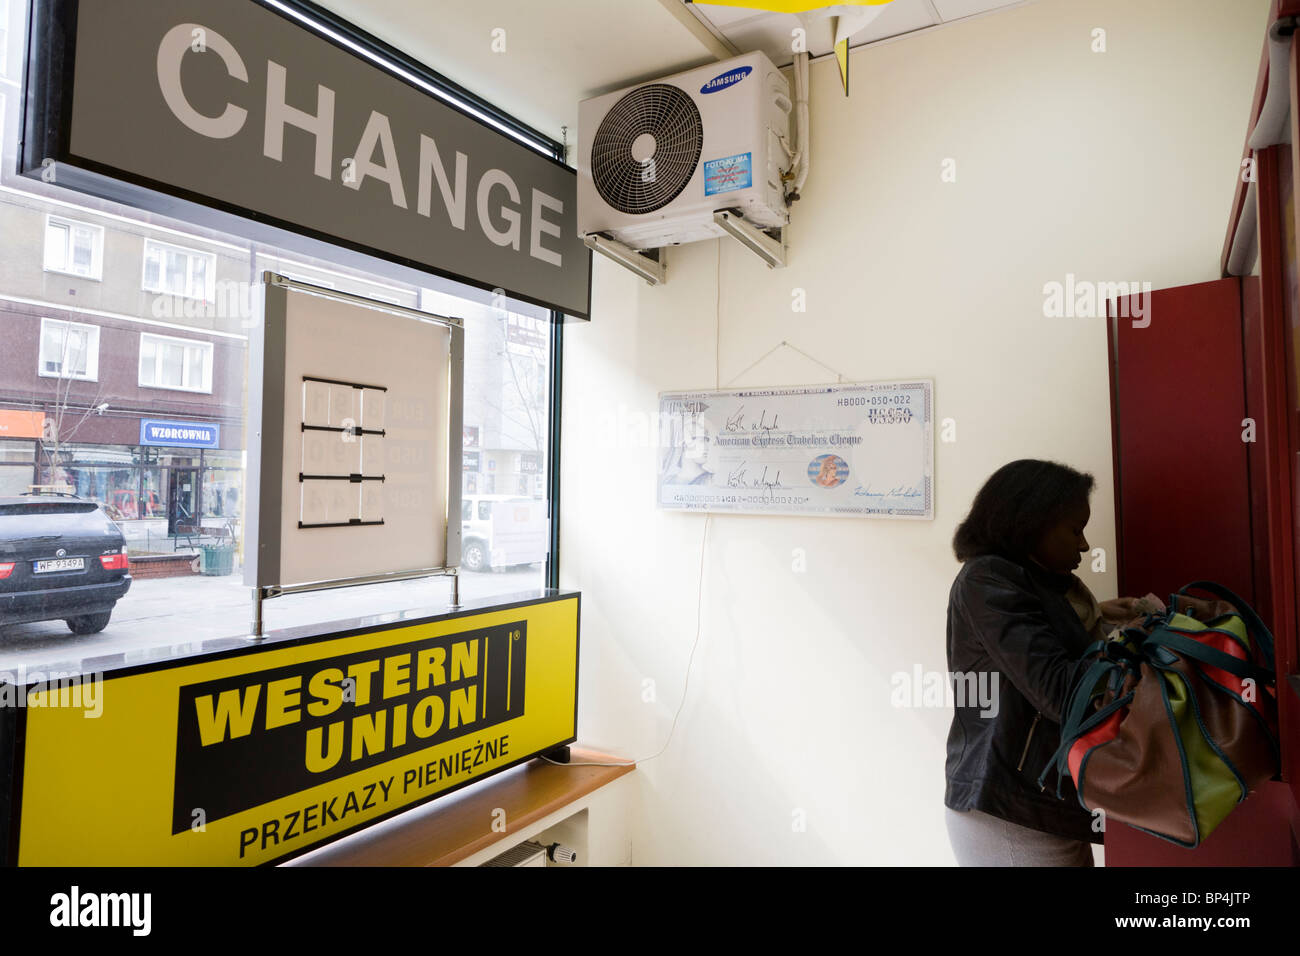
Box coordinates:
[0,0,9,78]
[545,311,562,589]
[42,214,104,281]
[38,316,100,382]
[137,330,214,394]
[141,238,217,302]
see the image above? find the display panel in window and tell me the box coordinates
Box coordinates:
[43,217,103,280]
[38,318,99,381]
[142,239,215,301]
[138,332,213,392]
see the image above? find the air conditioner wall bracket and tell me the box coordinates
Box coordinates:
[714,210,787,269]
[582,234,666,285]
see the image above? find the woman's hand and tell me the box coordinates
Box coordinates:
[1099,593,1165,625]
[1099,597,1139,625]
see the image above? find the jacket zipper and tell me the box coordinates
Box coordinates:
[1017,711,1043,774]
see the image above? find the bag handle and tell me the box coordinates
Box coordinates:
[1040,654,1134,795]
[1143,629,1274,684]
[1039,680,1135,795]
[1041,659,1105,795]
[1174,581,1275,667]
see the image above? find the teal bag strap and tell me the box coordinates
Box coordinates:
[1175,581,1275,667]
[1143,628,1273,684]
[1039,654,1132,795]
[1039,686,1134,795]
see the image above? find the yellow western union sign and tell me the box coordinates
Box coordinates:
[15,594,578,865]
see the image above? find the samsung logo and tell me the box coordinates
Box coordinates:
[700,66,752,94]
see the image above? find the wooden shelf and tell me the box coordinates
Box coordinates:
[284,748,634,867]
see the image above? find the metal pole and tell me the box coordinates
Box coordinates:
[251,587,264,640]
[449,568,461,610]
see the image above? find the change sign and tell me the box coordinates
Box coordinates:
[22,0,591,318]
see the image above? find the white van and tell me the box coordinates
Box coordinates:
[460,495,547,572]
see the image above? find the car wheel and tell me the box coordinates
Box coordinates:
[66,611,112,635]
[462,541,487,573]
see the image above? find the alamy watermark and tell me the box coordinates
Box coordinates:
[1042,273,1152,327]
[0,666,103,717]
[890,665,999,718]
[151,279,258,327]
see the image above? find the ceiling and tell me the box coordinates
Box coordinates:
[312,0,1033,162]
[687,0,1028,63]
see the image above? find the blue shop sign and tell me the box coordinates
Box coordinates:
[140,419,220,449]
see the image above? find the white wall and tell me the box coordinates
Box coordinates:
[559,0,1267,865]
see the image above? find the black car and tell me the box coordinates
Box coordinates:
[0,495,132,634]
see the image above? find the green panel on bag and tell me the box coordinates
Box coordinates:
[1163,669,1244,836]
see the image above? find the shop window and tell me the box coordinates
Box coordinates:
[0,466,32,496]
[142,239,215,301]
[0,0,557,654]
[138,331,213,393]
[202,450,243,520]
[0,0,8,77]
[43,216,103,280]
[38,317,99,381]
[0,439,34,496]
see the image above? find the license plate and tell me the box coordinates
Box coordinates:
[34,558,85,573]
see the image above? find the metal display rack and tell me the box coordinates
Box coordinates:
[248,272,465,637]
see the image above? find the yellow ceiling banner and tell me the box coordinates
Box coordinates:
[687,1,899,94]
[688,0,895,11]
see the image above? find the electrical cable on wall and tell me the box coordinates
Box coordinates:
[539,513,711,768]
[543,230,857,770]
[542,236,727,769]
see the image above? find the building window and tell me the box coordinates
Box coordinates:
[38,317,100,381]
[139,332,213,393]
[142,239,215,301]
[44,216,104,280]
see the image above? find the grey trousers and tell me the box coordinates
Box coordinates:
[945,807,1096,867]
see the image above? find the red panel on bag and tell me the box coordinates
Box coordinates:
[1173,627,1279,727]
[1068,709,1125,786]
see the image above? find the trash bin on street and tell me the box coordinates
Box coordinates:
[200,545,236,576]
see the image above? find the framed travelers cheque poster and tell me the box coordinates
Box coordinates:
[656,379,933,519]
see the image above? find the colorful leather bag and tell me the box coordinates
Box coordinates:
[1038,581,1279,848]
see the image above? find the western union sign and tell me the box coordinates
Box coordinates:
[2,592,578,866]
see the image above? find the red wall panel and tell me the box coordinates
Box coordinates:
[1109,277,1254,604]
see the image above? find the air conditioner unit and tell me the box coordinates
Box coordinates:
[578,51,792,251]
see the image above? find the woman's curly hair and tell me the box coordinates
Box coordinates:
[952,459,1094,563]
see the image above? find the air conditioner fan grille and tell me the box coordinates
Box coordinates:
[590,84,703,216]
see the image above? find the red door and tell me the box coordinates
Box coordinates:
[1106,277,1297,865]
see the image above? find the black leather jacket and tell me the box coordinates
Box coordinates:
[944,553,1103,844]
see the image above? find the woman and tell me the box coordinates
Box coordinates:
[943,459,1140,866]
